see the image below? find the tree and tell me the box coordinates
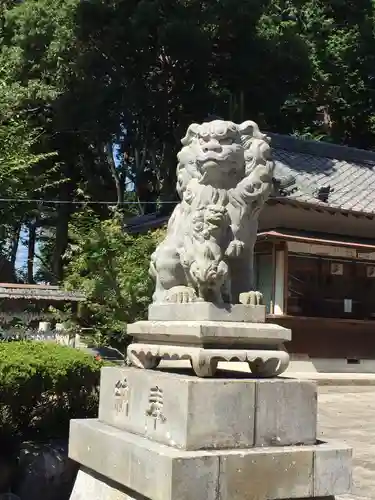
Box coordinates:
[5,0,375,291]
[260,0,375,148]
[0,0,120,282]
[0,0,315,283]
[0,74,56,275]
[63,210,165,347]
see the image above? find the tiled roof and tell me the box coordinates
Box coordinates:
[270,133,375,215]
[126,212,170,233]
[125,134,375,233]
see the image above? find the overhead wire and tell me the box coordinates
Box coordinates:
[0,198,178,205]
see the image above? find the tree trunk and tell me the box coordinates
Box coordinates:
[9,222,21,271]
[27,221,37,284]
[51,206,70,284]
[106,143,124,207]
[51,183,74,284]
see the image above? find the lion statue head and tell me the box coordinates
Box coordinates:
[176,120,272,197]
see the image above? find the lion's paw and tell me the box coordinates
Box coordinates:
[239,290,263,306]
[165,286,198,304]
[225,239,245,258]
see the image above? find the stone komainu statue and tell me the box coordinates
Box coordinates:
[149,119,275,306]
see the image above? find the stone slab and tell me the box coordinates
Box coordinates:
[99,366,256,450]
[148,302,266,323]
[69,419,219,500]
[314,443,352,496]
[69,469,344,500]
[68,419,351,500]
[70,467,135,500]
[219,446,314,500]
[254,378,317,446]
[127,320,291,346]
[99,367,316,448]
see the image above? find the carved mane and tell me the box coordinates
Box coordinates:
[175,120,272,199]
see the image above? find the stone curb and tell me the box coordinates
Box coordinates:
[160,360,375,386]
[283,374,375,387]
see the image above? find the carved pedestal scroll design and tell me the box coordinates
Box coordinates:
[127,343,290,378]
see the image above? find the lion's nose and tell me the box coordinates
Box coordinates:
[203,140,222,153]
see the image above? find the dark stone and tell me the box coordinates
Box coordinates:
[0,455,15,493]
[14,441,78,500]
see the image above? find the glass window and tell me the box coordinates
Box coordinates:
[287,254,375,319]
[255,253,273,314]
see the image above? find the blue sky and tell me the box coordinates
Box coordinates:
[14,145,125,275]
[15,228,28,270]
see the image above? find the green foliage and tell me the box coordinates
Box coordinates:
[260,0,375,147]
[0,341,102,446]
[2,0,375,283]
[0,75,56,257]
[64,211,166,347]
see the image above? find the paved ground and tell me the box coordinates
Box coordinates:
[319,386,375,499]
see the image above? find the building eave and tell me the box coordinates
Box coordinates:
[0,284,85,302]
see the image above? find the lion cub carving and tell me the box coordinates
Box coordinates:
[149,119,275,305]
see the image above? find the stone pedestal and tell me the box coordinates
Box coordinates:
[127,303,291,377]
[68,367,352,500]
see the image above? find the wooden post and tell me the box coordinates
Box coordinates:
[284,242,289,314]
[274,245,286,315]
[271,243,276,314]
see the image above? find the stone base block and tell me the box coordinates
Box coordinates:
[127,320,291,347]
[148,302,266,323]
[127,343,290,377]
[70,468,339,500]
[70,467,131,500]
[99,367,317,449]
[68,419,352,500]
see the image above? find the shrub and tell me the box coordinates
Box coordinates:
[0,342,102,448]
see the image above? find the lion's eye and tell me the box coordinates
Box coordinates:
[199,136,209,144]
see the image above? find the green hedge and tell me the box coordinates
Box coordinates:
[0,342,102,446]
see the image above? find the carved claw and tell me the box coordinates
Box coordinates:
[127,349,161,370]
[225,240,245,258]
[239,291,263,306]
[165,286,198,304]
[190,355,218,377]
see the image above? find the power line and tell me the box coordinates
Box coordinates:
[0,198,178,205]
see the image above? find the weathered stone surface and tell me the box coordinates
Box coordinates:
[99,367,319,448]
[219,447,314,500]
[15,441,78,500]
[127,320,291,346]
[314,442,352,496]
[69,419,351,500]
[69,468,346,500]
[219,442,351,500]
[70,467,139,500]
[69,419,219,500]
[254,379,317,446]
[99,366,256,450]
[148,303,266,323]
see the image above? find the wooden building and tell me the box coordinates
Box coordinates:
[0,258,85,339]
[256,134,375,372]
